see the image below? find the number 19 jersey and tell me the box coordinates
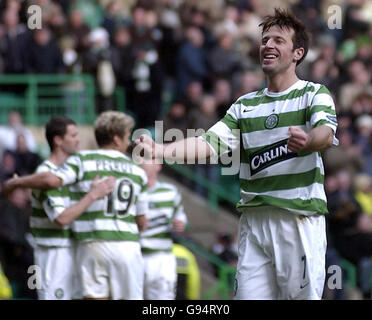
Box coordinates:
[54,149,148,242]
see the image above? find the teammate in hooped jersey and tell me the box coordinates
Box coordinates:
[18,117,114,300]
[139,163,188,300]
[4,112,148,300]
[136,9,338,300]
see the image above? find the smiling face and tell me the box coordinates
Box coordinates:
[260,25,304,77]
[60,124,80,155]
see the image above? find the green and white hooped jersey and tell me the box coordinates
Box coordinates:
[140,182,187,253]
[54,149,148,242]
[202,80,338,216]
[30,160,73,247]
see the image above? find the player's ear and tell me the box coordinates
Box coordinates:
[112,135,121,146]
[293,47,304,63]
[54,135,63,148]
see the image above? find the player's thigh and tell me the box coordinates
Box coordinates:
[144,252,177,300]
[275,214,326,300]
[34,246,75,300]
[108,241,144,300]
[234,213,279,300]
[76,242,110,299]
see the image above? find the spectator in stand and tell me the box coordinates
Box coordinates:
[353,114,372,178]
[183,6,215,50]
[25,26,65,74]
[0,8,29,74]
[212,232,238,269]
[101,0,129,44]
[327,169,372,298]
[127,41,163,129]
[82,27,116,113]
[338,59,372,111]
[156,0,182,81]
[144,8,163,49]
[0,151,16,188]
[47,1,67,40]
[0,188,37,300]
[213,78,234,119]
[163,100,189,137]
[66,8,90,54]
[349,92,372,125]
[129,6,155,53]
[309,58,333,88]
[353,115,372,156]
[214,4,240,39]
[0,111,37,159]
[188,94,219,197]
[354,173,372,218]
[233,68,264,100]
[188,94,219,137]
[111,25,135,90]
[323,127,364,179]
[207,31,241,84]
[11,134,42,176]
[181,81,203,111]
[176,26,208,97]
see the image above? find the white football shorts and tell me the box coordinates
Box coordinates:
[34,245,81,300]
[143,251,177,300]
[234,207,326,300]
[76,241,144,300]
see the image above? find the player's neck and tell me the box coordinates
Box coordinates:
[147,178,157,189]
[266,70,299,93]
[49,149,69,167]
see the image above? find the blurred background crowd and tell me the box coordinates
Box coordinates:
[1,0,372,299]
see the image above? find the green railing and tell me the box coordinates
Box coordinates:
[0,74,96,125]
[166,163,240,211]
[175,236,236,300]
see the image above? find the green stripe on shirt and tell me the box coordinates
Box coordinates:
[240,168,324,193]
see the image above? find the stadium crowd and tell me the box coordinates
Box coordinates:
[0,0,372,299]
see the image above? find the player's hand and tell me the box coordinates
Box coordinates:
[90,176,116,200]
[172,219,186,233]
[133,134,162,163]
[135,214,149,231]
[287,126,309,152]
[1,177,18,197]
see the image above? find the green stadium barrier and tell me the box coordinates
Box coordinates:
[0,74,96,125]
[340,258,357,288]
[166,163,240,211]
[114,86,126,112]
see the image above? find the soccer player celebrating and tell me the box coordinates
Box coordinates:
[135,9,338,300]
[140,163,187,300]
[23,117,114,299]
[4,112,148,300]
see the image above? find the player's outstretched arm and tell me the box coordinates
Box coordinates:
[134,135,213,163]
[2,172,62,196]
[287,125,334,153]
[55,176,116,227]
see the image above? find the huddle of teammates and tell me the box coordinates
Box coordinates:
[4,111,187,300]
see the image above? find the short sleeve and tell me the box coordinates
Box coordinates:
[42,187,68,222]
[201,103,240,158]
[309,85,339,145]
[53,154,82,186]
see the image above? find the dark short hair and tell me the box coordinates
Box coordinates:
[259,8,309,65]
[45,116,76,151]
